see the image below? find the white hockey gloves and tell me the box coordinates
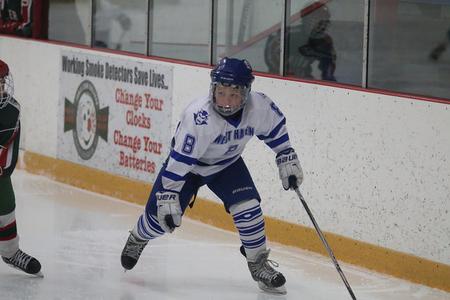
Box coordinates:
[156,190,182,233]
[276,148,303,190]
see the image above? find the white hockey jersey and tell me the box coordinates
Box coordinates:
[161,91,292,192]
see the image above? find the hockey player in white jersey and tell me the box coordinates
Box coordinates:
[121,57,303,294]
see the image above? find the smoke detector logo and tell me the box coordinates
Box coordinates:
[64,80,109,160]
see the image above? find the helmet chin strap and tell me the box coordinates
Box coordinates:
[215,106,243,118]
[213,97,244,116]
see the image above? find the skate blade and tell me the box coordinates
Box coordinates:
[257,281,287,295]
[5,264,44,278]
[33,271,44,278]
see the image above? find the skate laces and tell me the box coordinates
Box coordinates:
[249,250,282,282]
[123,234,148,259]
[4,250,32,270]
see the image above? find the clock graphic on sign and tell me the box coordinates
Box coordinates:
[64,80,109,160]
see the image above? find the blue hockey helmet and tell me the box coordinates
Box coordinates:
[210,57,255,116]
[0,60,13,109]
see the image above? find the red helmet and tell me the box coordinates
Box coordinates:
[0,59,14,108]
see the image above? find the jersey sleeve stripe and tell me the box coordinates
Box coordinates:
[161,177,185,192]
[256,118,286,140]
[161,169,186,181]
[265,133,289,149]
[170,150,198,166]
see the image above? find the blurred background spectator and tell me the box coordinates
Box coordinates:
[264,1,336,81]
[0,0,33,37]
[429,26,450,61]
[0,0,48,38]
[93,0,131,50]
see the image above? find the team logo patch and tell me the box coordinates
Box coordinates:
[194,109,208,125]
[64,80,109,160]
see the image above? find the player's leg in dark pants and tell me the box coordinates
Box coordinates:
[0,176,18,257]
[135,163,203,240]
[0,129,19,258]
[121,162,204,270]
[0,176,15,215]
[206,158,265,259]
[207,158,286,293]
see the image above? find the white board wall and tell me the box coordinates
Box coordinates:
[1,37,448,265]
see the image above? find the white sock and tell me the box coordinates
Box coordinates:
[0,211,19,258]
[132,208,165,240]
[230,199,266,261]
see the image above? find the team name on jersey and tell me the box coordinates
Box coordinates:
[213,126,255,144]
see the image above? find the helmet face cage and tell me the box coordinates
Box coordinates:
[210,82,250,116]
[0,72,13,109]
[210,57,254,117]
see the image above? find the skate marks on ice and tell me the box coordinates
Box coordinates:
[0,170,448,300]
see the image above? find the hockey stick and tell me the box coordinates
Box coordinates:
[289,176,357,300]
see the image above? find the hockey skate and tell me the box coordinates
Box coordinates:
[247,249,286,295]
[2,249,42,277]
[121,232,148,270]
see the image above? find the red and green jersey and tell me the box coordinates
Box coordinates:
[0,97,20,176]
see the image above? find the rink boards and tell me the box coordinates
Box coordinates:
[0,35,449,292]
[21,151,450,292]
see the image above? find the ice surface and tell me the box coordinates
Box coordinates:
[1,170,448,300]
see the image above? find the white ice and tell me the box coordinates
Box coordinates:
[1,170,448,300]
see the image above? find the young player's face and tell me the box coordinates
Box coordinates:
[214,84,243,109]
